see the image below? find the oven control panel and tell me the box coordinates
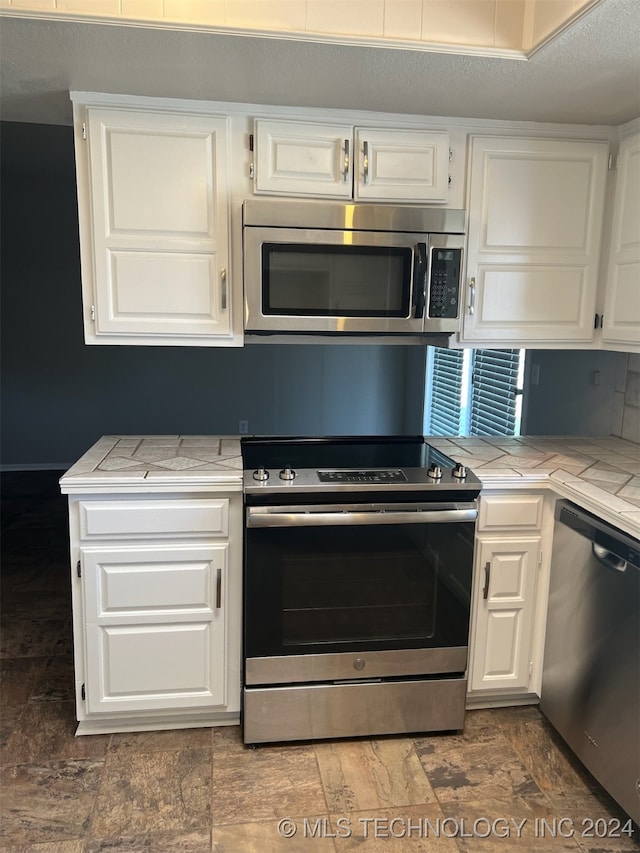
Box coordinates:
[317,469,408,484]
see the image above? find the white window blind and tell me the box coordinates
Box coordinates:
[426,347,524,437]
[428,348,465,436]
[470,349,522,436]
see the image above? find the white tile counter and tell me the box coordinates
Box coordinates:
[60,434,640,537]
[428,435,640,539]
[60,435,243,493]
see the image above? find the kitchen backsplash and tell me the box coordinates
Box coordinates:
[612,354,640,443]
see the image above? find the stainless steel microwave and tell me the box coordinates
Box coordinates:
[243,199,466,336]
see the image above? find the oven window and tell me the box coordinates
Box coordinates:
[244,520,474,657]
[261,243,412,317]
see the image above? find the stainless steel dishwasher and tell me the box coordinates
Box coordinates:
[541,500,640,824]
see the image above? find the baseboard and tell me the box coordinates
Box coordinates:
[0,463,71,472]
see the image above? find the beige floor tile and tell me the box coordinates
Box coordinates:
[0,842,88,852]
[28,657,75,702]
[211,738,327,825]
[465,705,543,729]
[545,791,639,852]
[0,759,104,846]
[85,830,212,851]
[89,748,211,838]
[0,701,110,765]
[502,721,597,797]
[0,657,48,705]
[212,817,336,851]
[439,795,580,851]
[415,726,540,804]
[331,804,459,851]
[315,737,436,813]
[109,726,212,755]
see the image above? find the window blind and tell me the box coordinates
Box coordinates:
[470,349,521,436]
[428,348,464,435]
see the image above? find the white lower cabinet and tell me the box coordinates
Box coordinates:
[468,492,552,704]
[68,492,242,734]
[81,543,227,715]
[469,536,540,692]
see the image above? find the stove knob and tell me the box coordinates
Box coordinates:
[252,466,269,482]
[279,465,296,481]
[427,464,442,480]
[452,463,468,480]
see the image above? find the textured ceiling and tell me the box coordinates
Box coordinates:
[0,0,638,128]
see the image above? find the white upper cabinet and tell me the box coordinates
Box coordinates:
[75,103,238,346]
[253,119,353,198]
[461,136,609,346]
[601,130,640,350]
[253,119,450,202]
[353,127,449,202]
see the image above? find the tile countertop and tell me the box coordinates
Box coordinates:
[428,435,640,540]
[59,435,243,493]
[59,434,640,539]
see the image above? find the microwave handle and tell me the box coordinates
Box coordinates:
[412,242,427,319]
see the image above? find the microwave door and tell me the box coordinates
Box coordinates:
[243,227,426,334]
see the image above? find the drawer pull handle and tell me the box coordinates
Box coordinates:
[468,277,476,316]
[343,138,350,181]
[220,268,227,311]
[483,561,491,599]
[216,568,222,609]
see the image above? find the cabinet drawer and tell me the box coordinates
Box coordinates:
[82,544,226,617]
[79,499,229,539]
[478,495,544,531]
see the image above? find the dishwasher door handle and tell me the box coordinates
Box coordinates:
[592,543,628,573]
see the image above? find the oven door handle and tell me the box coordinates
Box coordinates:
[246,506,478,528]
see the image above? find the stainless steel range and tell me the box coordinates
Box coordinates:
[241,435,480,745]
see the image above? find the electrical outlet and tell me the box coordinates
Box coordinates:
[238,420,249,434]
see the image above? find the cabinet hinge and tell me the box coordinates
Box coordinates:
[76,560,82,578]
[538,549,543,565]
[448,174,452,186]
[90,304,96,322]
[448,147,453,162]
[81,122,87,141]
[608,153,616,170]
[249,162,254,180]
[528,660,534,677]
[81,683,86,700]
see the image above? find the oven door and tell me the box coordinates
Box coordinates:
[244,500,477,685]
[243,227,428,333]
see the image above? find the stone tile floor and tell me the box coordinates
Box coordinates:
[1,472,638,852]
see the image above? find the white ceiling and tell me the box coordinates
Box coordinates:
[1,0,639,128]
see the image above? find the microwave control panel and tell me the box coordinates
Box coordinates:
[427,248,462,319]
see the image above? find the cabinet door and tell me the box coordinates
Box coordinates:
[602,131,640,349]
[470,537,540,693]
[462,136,608,344]
[354,128,449,202]
[254,119,352,198]
[85,108,231,341]
[81,543,227,714]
